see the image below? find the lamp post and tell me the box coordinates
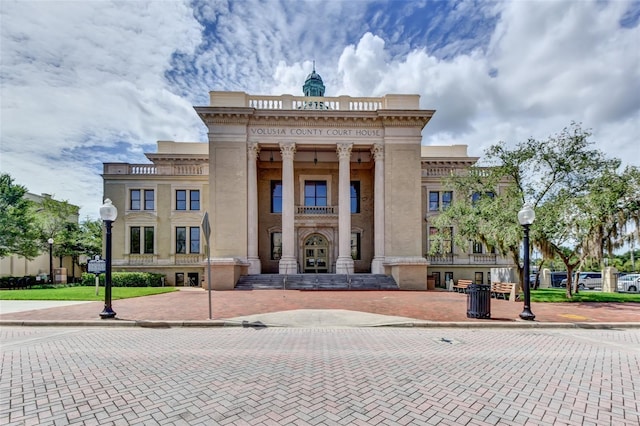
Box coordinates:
[518,203,536,321]
[47,238,54,283]
[99,199,118,319]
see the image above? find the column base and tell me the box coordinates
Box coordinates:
[371,257,385,274]
[279,257,298,275]
[247,257,261,275]
[336,256,354,275]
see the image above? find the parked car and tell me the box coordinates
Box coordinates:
[559,272,602,290]
[618,274,640,293]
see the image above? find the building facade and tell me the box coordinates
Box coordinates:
[102,71,514,289]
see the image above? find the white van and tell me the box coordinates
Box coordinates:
[576,272,602,290]
[618,274,640,293]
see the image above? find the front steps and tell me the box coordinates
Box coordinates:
[235,274,399,290]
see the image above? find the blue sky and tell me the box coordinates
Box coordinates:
[1,0,639,219]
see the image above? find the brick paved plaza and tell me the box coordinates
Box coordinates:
[1,326,639,425]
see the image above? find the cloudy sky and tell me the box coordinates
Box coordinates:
[1,0,639,219]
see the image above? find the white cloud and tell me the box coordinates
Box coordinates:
[1,0,638,221]
[1,0,203,218]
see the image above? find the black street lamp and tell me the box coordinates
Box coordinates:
[47,238,54,283]
[518,203,536,321]
[99,199,118,319]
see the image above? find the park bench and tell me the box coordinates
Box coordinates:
[491,282,518,302]
[453,279,473,293]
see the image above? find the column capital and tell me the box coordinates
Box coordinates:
[279,142,296,160]
[371,143,384,161]
[336,143,353,160]
[248,143,260,159]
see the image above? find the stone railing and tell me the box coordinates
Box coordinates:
[470,254,497,264]
[296,206,337,215]
[128,254,156,265]
[175,254,203,265]
[248,95,384,111]
[426,254,454,264]
[104,163,208,176]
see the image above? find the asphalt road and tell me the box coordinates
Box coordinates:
[1,326,639,425]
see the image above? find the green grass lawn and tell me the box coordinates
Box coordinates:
[0,286,176,301]
[531,288,640,303]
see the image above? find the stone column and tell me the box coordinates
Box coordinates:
[247,143,261,274]
[279,142,298,274]
[336,143,354,274]
[371,143,385,274]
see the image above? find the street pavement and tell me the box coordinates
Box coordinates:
[1,287,639,327]
[1,326,639,425]
[1,289,640,425]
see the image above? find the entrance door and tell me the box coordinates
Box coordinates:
[304,234,329,273]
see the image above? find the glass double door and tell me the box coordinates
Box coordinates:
[304,234,329,273]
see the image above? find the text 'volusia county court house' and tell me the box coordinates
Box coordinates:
[102,69,514,290]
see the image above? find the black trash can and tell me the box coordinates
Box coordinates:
[467,283,491,319]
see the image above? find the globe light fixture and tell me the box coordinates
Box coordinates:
[518,203,535,321]
[99,199,118,319]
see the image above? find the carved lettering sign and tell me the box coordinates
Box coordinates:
[249,128,383,138]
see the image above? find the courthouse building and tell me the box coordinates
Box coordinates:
[102,70,513,289]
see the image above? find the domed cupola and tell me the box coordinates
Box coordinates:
[302,62,325,97]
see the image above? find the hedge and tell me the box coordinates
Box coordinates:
[81,272,165,287]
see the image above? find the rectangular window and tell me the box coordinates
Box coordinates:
[350,232,361,260]
[429,227,453,254]
[190,227,200,254]
[144,190,154,210]
[176,227,186,254]
[130,190,141,210]
[130,227,141,254]
[472,241,483,254]
[304,181,327,206]
[472,191,495,205]
[429,191,439,211]
[442,191,453,210]
[271,232,282,260]
[176,190,187,210]
[144,227,154,254]
[190,190,200,211]
[271,181,282,213]
[350,181,360,213]
[474,272,484,285]
[487,272,491,285]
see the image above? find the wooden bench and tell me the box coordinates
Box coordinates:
[453,279,473,293]
[491,282,518,302]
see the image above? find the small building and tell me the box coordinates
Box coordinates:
[102,70,514,289]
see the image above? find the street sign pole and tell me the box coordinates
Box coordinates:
[201,213,212,320]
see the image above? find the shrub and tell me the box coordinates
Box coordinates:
[80,272,166,287]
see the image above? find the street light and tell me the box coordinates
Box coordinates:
[518,203,536,321]
[47,238,54,283]
[99,199,118,319]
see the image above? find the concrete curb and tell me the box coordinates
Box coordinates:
[2,320,640,329]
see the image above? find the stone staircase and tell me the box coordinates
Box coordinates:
[235,274,398,290]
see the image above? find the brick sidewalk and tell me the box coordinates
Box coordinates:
[1,288,639,323]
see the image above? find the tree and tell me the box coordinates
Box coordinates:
[431,123,638,298]
[0,173,39,259]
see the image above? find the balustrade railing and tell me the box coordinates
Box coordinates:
[175,254,203,265]
[296,206,337,215]
[128,254,155,265]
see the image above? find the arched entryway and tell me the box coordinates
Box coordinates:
[303,234,329,273]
